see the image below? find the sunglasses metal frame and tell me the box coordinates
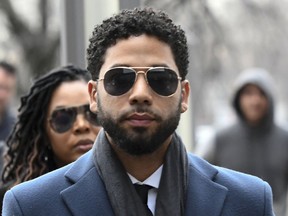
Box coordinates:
[48,104,98,133]
[97,67,182,97]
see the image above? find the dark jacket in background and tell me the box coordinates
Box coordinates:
[0,109,16,142]
[0,108,16,212]
[0,108,16,176]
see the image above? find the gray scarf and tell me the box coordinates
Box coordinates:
[93,130,188,216]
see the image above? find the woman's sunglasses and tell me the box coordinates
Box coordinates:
[97,67,182,97]
[48,104,99,133]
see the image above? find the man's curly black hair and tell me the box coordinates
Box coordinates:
[87,7,189,80]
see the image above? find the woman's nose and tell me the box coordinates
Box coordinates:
[73,114,90,133]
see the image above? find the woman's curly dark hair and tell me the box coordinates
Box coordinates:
[87,7,189,81]
[1,65,91,187]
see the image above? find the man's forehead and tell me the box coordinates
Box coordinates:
[242,84,263,92]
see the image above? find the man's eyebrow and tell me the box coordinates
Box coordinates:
[110,64,170,68]
[110,64,130,68]
[150,64,169,67]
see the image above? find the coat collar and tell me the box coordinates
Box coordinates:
[60,151,227,216]
[185,154,228,216]
[60,151,114,216]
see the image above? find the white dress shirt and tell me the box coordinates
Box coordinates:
[128,165,163,215]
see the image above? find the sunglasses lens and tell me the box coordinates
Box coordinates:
[83,105,100,126]
[104,68,135,96]
[147,68,179,96]
[50,108,76,133]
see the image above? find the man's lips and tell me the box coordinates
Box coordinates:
[126,113,155,127]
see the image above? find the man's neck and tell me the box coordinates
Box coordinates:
[109,137,171,182]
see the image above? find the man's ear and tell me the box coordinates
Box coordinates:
[88,81,97,112]
[180,80,190,113]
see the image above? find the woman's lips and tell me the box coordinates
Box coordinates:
[75,139,94,151]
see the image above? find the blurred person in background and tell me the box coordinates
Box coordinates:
[0,65,101,209]
[0,61,17,142]
[0,61,17,194]
[200,68,288,216]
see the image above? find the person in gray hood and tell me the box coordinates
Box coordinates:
[204,68,288,216]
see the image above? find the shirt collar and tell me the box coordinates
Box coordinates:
[128,165,163,189]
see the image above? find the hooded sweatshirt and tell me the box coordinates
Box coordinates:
[211,68,288,212]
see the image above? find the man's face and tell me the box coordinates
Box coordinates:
[239,84,269,125]
[0,68,16,113]
[88,34,190,155]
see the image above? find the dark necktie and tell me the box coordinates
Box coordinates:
[134,184,153,215]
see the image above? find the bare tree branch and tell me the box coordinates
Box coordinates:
[39,0,48,33]
[0,0,60,77]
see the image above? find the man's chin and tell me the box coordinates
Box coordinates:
[114,134,162,156]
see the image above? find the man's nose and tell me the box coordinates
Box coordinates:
[128,72,152,105]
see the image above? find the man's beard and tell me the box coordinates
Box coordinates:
[97,98,182,156]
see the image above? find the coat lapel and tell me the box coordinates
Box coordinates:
[185,155,228,216]
[60,151,114,216]
[59,150,228,216]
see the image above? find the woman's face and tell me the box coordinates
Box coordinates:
[46,80,101,167]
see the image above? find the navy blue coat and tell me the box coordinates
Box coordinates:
[2,150,274,216]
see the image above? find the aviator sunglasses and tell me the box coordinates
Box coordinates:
[98,67,182,96]
[48,104,99,133]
